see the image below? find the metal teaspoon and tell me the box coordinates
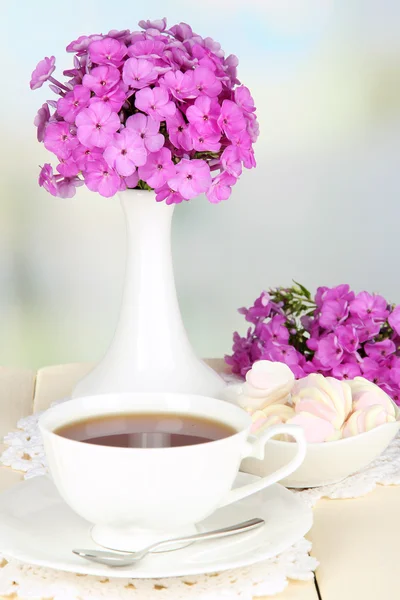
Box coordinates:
[73,517,265,568]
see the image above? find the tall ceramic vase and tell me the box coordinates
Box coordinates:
[72,189,225,398]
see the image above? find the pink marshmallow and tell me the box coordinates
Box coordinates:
[287,412,336,443]
[246,360,294,391]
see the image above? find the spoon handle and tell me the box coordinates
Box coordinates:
[147,518,265,553]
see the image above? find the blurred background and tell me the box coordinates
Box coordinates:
[0,0,399,368]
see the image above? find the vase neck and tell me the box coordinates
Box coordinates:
[109,190,191,363]
[119,190,175,239]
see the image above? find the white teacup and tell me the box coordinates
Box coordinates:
[39,393,306,551]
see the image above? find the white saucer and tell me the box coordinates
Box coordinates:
[0,473,312,579]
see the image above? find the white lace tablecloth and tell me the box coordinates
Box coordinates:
[1,398,400,599]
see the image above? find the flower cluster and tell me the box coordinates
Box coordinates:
[226,283,400,405]
[30,18,258,201]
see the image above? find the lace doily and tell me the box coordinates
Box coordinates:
[0,538,315,600]
[2,390,400,599]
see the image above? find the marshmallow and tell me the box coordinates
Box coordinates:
[348,377,396,417]
[236,360,295,413]
[286,412,337,443]
[292,374,352,429]
[342,405,396,438]
[250,404,295,434]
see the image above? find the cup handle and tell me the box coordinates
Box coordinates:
[218,424,306,508]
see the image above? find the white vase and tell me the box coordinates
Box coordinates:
[72,189,225,398]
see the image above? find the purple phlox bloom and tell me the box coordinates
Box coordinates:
[126,113,164,152]
[129,31,147,45]
[89,84,127,112]
[168,158,212,200]
[221,146,243,177]
[66,55,82,76]
[223,54,240,86]
[89,37,127,67]
[123,171,139,188]
[66,34,103,53]
[217,100,246,140]
[316,333,344,368]
[85,158,121,197]
[323,284,355,304]
[319,299,350,330]
[364,339,396,362]
[138,18,167,32]
[30,56,56,90]
[49,83,63,96]
[387,356,400,388]
[56,157,79,177]
[155,183,185,205]
[261,314,289,344]
[315,286,329,309]
[350,291,389,322]
[264,342,301,368]
[104,129,147,176]
[225,351,252,377]
[225,328,256,375]
[245,113,260,143]
[206,171,236,204]
[38,164,58,196]
[57,85,91,123]
[315,284,355,310]
[169,22,194,42]
[107,29,131,41]
[72,145,103,170]
[56,175,83,199]
[191,44,221,72]
[301,315,314,332]
[379,382,400,405]
[230,130,256,168]
[291,364,307,379]
[34,103,50,142]
[234,86,256,113]
[336,324,359,353]
[135,86,176,121]
[192,67,222,98]
[189,125,221,152]
[186,96,220,135]
[77,54,91,75]
[122,57,158,90]
[389,305,400,336]
[43,122,78,159]
[332,361,362,380]
[83,65,120,96]
[166,110,193,151]
[303,356,331,375]
[138,147,176,188]
[127,40,166,60]
[360,357,386,385]
[240,292,275,324]
[349,316,382,343]
[164,46,195,71]
[160,70,194,100]
[76,102,120,148]
[306,337,319,351]
[203,36,225,59]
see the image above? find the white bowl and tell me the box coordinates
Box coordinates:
[221,385,400,488]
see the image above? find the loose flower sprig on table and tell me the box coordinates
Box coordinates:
[31,18,259,201]
[226,284,400,405]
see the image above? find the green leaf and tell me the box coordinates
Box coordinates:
[293,280,312,300]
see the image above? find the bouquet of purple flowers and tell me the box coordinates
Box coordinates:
[31,18,258,201]
[226,283,400,405]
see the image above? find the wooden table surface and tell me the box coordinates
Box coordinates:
[0,360,397,600]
